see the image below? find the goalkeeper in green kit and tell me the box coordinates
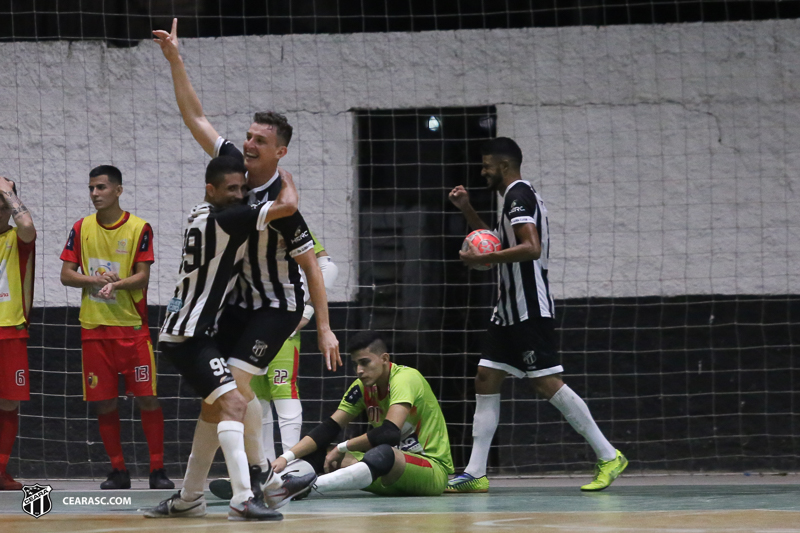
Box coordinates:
[266,331,454,505]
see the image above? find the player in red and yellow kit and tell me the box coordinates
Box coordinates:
[59,165,172,490]
[0,177,35,491]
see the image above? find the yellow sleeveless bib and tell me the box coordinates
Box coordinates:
[0,228,26,327]
[78,213,148,328]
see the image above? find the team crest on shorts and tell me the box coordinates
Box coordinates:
[523,350,537,367]
[87,373,99,389]
[21,484,53,518]
[252,340,268,359]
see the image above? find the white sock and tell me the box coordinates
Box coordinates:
[274,398,303,452]
[260,399,277,463]
[180,419,219,502]
[244,396,268,470]
[217,420,253,506]
[244,396,282,490]
[314,462,373,493]
[549,384,616,461]
[465,394,500,478]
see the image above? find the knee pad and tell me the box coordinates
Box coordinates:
[362,444,395,480]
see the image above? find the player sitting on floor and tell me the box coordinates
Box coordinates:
[267,331,455,506]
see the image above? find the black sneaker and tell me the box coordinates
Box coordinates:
[143,492,207,518]
[100,468,131,490]
[264,473,317,509]
[228,496,283,521]
[281,471,309,501]
[149,468,175,489]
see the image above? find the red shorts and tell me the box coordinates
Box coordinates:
[0,338,30,401]
[81,336,157,402]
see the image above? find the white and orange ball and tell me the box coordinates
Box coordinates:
[461,229,502,271]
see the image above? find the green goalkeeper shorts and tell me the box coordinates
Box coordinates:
[349,450,449,496]
[250,335,301,401]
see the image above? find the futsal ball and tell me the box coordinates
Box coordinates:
[281,458,317,479]
[462,229,502,271]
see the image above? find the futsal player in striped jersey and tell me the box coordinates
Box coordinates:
[207,233,338,501]
[59,165,172,491]
[154,19,341,500]
[447,137,627,493]
[251,233,338,460]
[146,156,304,521]
[0,177,35,491]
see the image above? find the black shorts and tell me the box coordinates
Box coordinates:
[481,317,564,378]
[160,336,237,403]
[216,305,303,375]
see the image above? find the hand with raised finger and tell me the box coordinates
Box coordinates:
[152,18,180,62]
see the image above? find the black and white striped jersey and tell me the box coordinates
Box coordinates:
[159,200,273,341]
[214,137,315,312]
[491,180,554,326]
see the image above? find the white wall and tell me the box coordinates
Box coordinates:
[0,19,797,307]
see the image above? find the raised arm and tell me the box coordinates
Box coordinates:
[153,18,219,156]
[448,185,490,230]
[0,177,35,243]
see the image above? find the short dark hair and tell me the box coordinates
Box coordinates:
[348,331,389,357]
[89,165,123,185]
[253,111,293,146]
[206,156,246,187]
[481,137,523,169]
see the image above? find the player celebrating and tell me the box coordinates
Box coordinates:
[154,18,340,492]
[0,177,35,491]
[446,137,627,493]
[268,331,454,505]
[146,156,301,521]
[208,235,337,500]
[59,165,172,490]
[252,234,338,460]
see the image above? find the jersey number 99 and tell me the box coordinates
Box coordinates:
[183,228,203,274]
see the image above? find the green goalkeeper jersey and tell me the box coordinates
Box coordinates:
[309,230,325,255]
[338,363,454,474]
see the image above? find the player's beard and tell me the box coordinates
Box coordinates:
[485,172,502,191]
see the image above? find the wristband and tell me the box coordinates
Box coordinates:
[279,451,296,463]
[336,441,349,454]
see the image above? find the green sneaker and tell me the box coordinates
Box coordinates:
[444,473,489,493]
[580,449,628,491]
